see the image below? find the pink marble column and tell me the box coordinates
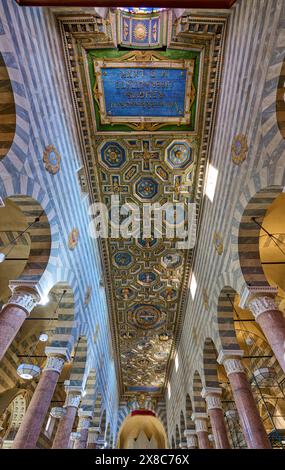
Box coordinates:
[202,388,231,449]
[87,427,100,449]
[218,352,271,449]
[0,283,40,361]
[52,389,81,449]
[192,414,211,449]
[241,288,285,375]
[12,354,65,449]
[184,429,198,449]
[74,411,92,449]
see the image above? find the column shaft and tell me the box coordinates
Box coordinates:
[12,364,63,448]
[196,431,211,449]
[52,405,78,449]
[0,306,26,361]
[208,408,231,449]
[256,309,285,374]
[226,365,270,448]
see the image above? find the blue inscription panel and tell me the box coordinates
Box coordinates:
[102,67,186,117]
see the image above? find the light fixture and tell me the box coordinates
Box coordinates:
[50,407,66,419]
[39,333,49,342]
[70,432,81,441]
[17,363,41,380]
[205,163,218,202]
[0,252,5,263]
[245,335,254,346]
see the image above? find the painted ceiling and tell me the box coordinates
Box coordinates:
[58,8,227,397]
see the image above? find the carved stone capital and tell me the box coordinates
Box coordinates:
[65,392,81,409]
[191,413,208,433]
[184,429,197,448]
[44,355,65,374]
[248,296,278,320]
[201,387,223,410]
[223,358,245,376]
[78,417,91,430]
[239,286,278,317]
[3,282,41,316]
[88,427,100,444]
[45,346,71,362]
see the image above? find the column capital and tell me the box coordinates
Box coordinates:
[50,407,66,419]
[191,413,208,432]
[184,429,197,438]
[78,409,93,419]
[202,387,223,410]
[45,346,71,362]
[44,355,65,374]
[88,427,100,444]
[78,416,91,430]
[3,281,41,316]
[239,286,278,318]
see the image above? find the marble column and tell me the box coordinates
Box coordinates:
[240,286,285,375]
[218,351,271,449]
[74,410,92,449]
[184,429,198,449]
[12,352,66,448]
[202,387,231,449]
[52,387,81,449]
[191,413,211,449]
[0,283,40,361]
[87,427,100,449]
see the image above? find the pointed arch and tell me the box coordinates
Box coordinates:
[0,52,16,161]
[185,394,195,431]
[192,371,206,413]
[203,338,219,388]
[217,286,240,352]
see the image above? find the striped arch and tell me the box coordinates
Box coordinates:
[203,338,219,388]
[185,394,195,431]
[238,187,283,287]
[81,369,97,415]
[4,196,51,283]
[261,18,285,160]
[192,371,206,413]
[175,424,180,448]
[100,409,107,438]
[0,176,61,295]
[0,52,16,161]
[69,336,88,388]
[180,411,187,447]
[217,286,240,351]
[49,283,76,356]
[92,391,102,427]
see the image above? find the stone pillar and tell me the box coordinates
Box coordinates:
[74,410,92,449]
[87,427,100,449]
[52,386,81,449]
[191,413,211,449]
[240,286,285,375]
[184,429,198,449]
[12,351,67,449]
[0,282,40,361]
[218,351,271,449]
[202,387,231,449]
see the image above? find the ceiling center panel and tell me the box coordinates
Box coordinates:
[58,9,227,397]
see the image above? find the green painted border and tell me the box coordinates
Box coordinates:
[87,48,200,132]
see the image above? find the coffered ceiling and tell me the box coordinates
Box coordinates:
[58,8,228,397]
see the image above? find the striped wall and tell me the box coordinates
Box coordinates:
[0,0,119,443]
[68,337,88,389]
[0,52,15,160]
[167,0,285,443]
[81,369,96,415]
[185,394,195,431]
